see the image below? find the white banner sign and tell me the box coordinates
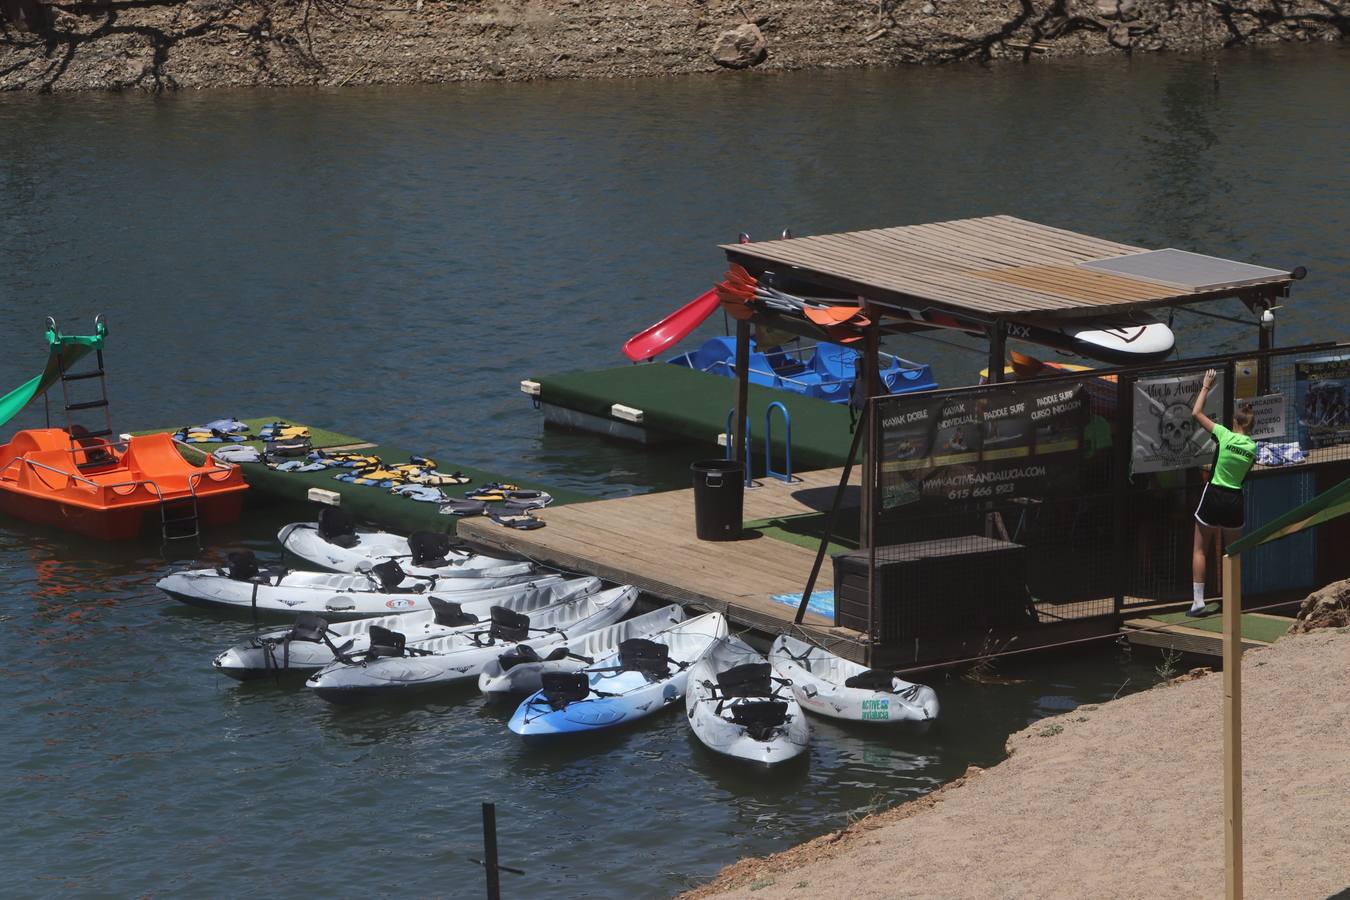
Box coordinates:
[1132,373,1223,474]
[1237,393,1286,441]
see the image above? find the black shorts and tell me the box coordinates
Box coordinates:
[1195,482,1245,530]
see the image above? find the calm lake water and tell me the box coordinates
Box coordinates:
[1,44,1346,897]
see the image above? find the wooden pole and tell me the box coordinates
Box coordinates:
[733,318,750,472]
[482,802,501,900]
[1222,552,1243,900]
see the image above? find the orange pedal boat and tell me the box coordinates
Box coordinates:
[0,316,248,541]
[0,429,247,541]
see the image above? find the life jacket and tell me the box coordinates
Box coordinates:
[258,421,310,442]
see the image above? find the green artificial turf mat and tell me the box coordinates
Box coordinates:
[742,511,859,556]
[1151,609,1293,644]
[138,415,363,455]
[136,417,590,536]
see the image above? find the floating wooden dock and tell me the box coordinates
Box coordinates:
[1120,611,1294,659]
[457,468,1123,668]
[157,415,591,536]
[459,467,865,653]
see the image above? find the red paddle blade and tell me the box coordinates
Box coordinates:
[726,264,757,287]
[716,280,755,302]
[803,305,864,326]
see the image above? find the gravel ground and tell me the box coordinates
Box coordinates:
[688,629,1350,899]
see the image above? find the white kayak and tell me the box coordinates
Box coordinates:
[278,520,527,579]
[157,551,552,619]
[685,635,809,767]
[305,585,640,703]
[769,634,939,725]
[212,576,602,679]
[508,612,727,738]
[478,604,686,696]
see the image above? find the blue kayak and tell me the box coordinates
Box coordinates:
[508,612,727,737]
[667,336,935,403]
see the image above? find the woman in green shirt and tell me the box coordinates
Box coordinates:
[1189,368,1257,616]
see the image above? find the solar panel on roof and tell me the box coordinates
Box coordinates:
[1077,249,1289,291]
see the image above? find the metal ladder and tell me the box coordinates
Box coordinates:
[160,492,202,543]
[51,315,115,469]
[50,315,201,544]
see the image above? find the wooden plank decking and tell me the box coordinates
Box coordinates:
[457,468,872,660]
[722,215,1291,319]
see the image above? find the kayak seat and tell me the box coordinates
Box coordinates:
[618,638,669,676]
[366,625,408,659]
[317,506,360,549]
[290,613,329,643]
[488,607,532,643]
[370,560,407,592]
[762,345,807,378]
[226,550,259,582]
[498,643,542,671]
[408,531,453,567]
[429,596,478,628]
[811,344,860,385]
[717,662,773,698]
[540,672,590,710]
[729,699,789,740]
[843,668,898,692]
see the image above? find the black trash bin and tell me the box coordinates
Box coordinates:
[690,459,745,541]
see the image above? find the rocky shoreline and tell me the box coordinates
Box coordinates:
[1,0,1344,93]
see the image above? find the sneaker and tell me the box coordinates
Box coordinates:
[1185,606,1211,618]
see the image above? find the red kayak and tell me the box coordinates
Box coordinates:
[622,288,719,362]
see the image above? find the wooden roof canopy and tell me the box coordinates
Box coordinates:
[721,215,1294,327]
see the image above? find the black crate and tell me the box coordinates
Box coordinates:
[832,536,1030,640]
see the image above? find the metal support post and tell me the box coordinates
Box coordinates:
[733,318,751,469]
[987,320,1007,384]
[482,802,501,900]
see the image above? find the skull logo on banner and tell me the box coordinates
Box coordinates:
[1131,373,1222,474]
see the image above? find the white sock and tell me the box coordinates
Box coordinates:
[1191,582,1206,609]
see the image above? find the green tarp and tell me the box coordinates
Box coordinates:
[0,319,107,429]
[1227,475,1350,555]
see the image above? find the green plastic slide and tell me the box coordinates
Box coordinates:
[0,318,107,430]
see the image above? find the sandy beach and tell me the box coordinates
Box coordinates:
[689,628,1350,899]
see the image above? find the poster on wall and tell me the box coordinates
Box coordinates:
[1295,357,1350,450]
[1131,372,1224,474]
[878,382,1088,510]
[878,400,936,510]
[1236,393,1286,441]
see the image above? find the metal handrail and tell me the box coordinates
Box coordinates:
[764,402,794,484]
[0,455,102,491]
[0,435,238,500]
